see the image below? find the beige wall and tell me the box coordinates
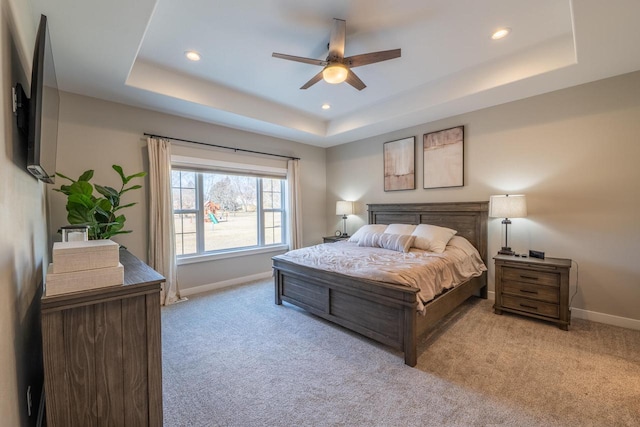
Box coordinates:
[1,0,47,425]
[327,71,640,321]
[51,92,326,291]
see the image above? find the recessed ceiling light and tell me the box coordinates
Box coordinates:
[185,50,201,61]
[491,28,511,40]
[321,104,331,110]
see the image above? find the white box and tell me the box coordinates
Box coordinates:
[45,263,124,296]
[52,239,120,273]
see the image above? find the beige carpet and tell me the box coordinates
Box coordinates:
[161,280,640,426]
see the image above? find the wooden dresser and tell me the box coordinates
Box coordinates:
[41,249,165,426]
[494,254,572,330]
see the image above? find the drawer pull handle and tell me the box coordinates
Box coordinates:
[520,289,538,294]
[520,303,538,310]
[520,275,539,280]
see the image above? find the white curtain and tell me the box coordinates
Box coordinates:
[287,159,303,250]
[147,137,181,305]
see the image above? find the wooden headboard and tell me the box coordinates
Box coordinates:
[367,202,489,264]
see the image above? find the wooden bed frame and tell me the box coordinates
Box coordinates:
[272,202,488,366]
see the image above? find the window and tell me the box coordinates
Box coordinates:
[172,168,286,258]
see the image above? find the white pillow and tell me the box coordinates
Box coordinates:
[348,224,388,243]
[357,232,415,253]
[411,224,457,253]
[446,235,480,257]
[384,223,416,236]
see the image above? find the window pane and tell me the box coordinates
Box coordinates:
[171,170,182,187]
[264,212,282,245]
[180,188,196,210]
[172,170,197,210]
[272,191,281,209]
[172,188,182,211]
[262,178,282,209]
[174,213,197,255]
[202,173,258,251]
[180,171,196,188]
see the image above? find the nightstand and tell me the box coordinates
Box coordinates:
[323,235,349,243]
[494,254,572,330]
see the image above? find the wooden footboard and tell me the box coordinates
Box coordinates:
[273,257,420,365]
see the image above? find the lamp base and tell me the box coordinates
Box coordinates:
[498,247,515,256]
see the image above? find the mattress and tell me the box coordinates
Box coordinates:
[277,236,487,313]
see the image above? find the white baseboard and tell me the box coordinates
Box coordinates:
[179,271,272,297]
[486,291,639,330]
[570,307,640,330]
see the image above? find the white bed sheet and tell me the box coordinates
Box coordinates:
[278,240,487,313]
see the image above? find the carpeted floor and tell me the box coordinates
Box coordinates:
[161,280,640,427]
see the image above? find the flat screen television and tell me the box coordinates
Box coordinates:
[14,14,59,183]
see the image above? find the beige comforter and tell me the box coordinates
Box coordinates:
[278,239,487,313]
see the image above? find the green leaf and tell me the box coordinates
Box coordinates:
[114,202,136,212]
[55,172,75,182]
[67,205,95,224]
[125,171,147,182]
[112,165,126,183]
[78,170,94,182]
[53,184,73,195]
[121,185,142,194]
[95,185,118,198]
[96,198,113,211]
[67,193,95,209]
[68,181,94,197]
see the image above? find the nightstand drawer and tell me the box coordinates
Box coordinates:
[502,295,559,318]
[503,281,559,303]
[503,267,559,287]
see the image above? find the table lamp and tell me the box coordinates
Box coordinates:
[489,194,527,255]
[335,201,354,237]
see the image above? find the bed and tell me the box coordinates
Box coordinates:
[272,202,488,366]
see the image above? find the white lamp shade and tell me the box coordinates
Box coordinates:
[489,195,527,218]
[336,200,354,216]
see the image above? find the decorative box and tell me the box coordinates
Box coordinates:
[45,263,124,296]
[52,239,119,274]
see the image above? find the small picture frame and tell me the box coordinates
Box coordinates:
[383,137,415,192]
[423,126,464,189]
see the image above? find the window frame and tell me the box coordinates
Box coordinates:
[172,166,288,263]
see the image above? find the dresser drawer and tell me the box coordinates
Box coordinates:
[502,295,559,318]
[502,281,559,303]
[503,267,559,287]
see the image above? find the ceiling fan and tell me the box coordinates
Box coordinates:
[272,18,401,91]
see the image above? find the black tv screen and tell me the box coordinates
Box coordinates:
[27,15,59,184]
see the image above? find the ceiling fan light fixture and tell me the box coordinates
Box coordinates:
[322,64,349,84]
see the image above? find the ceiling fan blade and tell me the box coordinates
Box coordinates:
[272,52,327,67]
[345,70,366,91]
[345,49,401,68]
[300,70,324,90]
[328,18,346,60]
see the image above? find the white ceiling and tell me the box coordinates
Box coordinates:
[27,0,640,147]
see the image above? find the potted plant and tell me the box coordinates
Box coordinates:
[54,165,147,240]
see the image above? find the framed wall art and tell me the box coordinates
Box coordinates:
[423,126,464,189]
[383,137,415,191]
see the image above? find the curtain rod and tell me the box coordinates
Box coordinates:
[144,133,300,161]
